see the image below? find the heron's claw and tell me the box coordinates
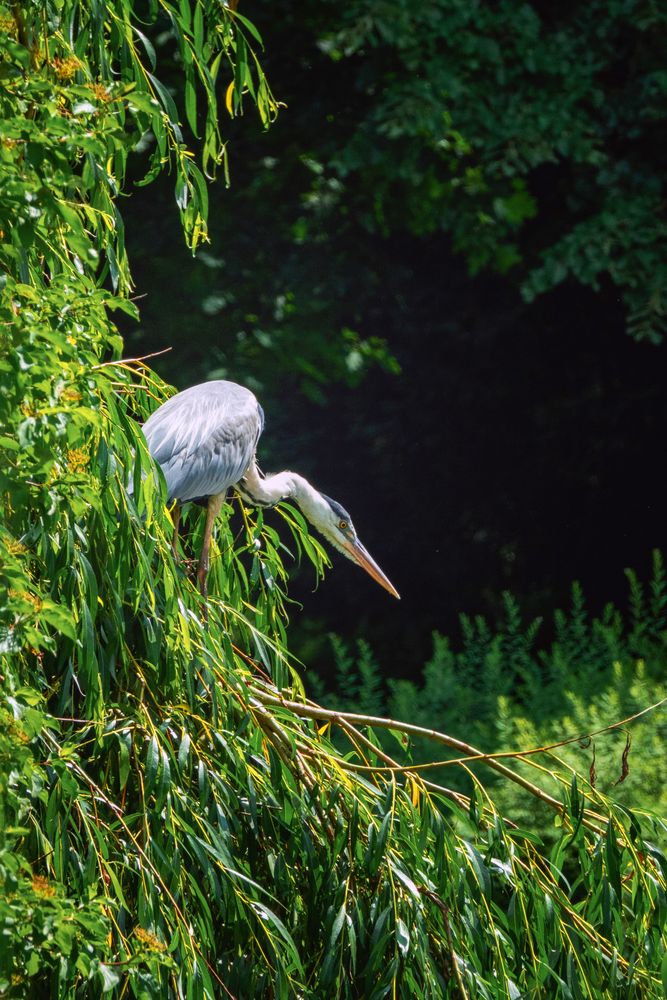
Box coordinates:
[176,556,199,575]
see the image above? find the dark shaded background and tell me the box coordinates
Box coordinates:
[121,1,667,679]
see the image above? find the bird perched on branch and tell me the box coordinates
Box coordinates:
[141,380,400,600]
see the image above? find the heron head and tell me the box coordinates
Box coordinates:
[311,493,400,599]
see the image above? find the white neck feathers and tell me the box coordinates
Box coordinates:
[241,462,328,524]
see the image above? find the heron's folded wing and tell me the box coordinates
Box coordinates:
[142,381,262,503]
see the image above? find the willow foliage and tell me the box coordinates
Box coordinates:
[1,3,667,998]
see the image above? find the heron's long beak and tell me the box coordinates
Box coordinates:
[343,538,400,599]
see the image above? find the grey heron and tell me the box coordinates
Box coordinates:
[141,380,400,600]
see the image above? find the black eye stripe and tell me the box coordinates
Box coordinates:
[320,493,352,523]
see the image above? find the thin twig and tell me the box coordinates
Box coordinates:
[92,347,173,370]
[421,889,469,999]
[332,714,471,812]
[251,700,336,839]
[251,688,608,835]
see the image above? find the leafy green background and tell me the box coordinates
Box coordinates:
[2,1,667,997]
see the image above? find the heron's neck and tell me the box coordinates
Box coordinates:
[241,463,326,523]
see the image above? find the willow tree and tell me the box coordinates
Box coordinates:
[1,3,666,998]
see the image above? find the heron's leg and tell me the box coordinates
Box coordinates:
[170,503,181,558]
[197,492,226,599]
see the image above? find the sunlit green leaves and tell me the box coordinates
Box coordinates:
[0,0,276,265]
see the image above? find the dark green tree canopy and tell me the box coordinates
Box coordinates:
[315,0,667,341]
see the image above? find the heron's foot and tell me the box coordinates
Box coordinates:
[176,556,199,576]
[196,561,209,600]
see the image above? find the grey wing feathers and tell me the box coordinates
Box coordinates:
[142,380,263,503]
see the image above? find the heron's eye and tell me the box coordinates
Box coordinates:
[339,519,348,531]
